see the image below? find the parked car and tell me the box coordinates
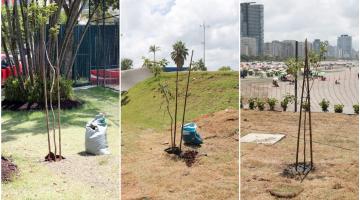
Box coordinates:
[1,54,22,85]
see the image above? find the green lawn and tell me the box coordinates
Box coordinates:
[122,71,239,130]
[2,87,119,200]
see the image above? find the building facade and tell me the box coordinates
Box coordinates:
[337,34,352,58]
[241,37,258,56]
[240,2,264,56]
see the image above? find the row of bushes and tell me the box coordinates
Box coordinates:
[4,76,74,103]
[241,96,359,114]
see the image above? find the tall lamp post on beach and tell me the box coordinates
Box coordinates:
[200,21,210,68]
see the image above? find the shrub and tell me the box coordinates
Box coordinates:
[4,77,26,102]
[353,104,359,114]
[248,97,257,110]
[334,104,344,113]
[267,98,277,111]
[302,101,310,111]
[280,94,295,111]
[256,98,265,111]
[319,98,330,112]
[5,76,73,103]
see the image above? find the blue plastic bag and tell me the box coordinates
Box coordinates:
[182,123,203,145]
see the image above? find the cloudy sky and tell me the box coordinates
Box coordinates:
[247,0,359,50]
[121,0,239,71]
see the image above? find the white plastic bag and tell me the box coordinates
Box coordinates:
[85,114,110,155]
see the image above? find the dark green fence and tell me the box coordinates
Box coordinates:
[59,24,119,84]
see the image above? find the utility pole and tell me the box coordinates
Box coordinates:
[200,21,210,68]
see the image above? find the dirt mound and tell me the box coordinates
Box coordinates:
[1,156,18,182]
[193,109,239,139]
[2,99,83,111]
[268,184,304,198]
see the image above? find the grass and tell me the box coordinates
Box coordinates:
[122,71,239,130]
[2,87,119,200]
[121,71,239,200]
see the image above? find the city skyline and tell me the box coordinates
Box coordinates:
[242,0,359,51]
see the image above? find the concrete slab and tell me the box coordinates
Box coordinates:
[240,133,285,144]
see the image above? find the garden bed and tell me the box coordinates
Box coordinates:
[1,99,83,111]
[1,156,18,182]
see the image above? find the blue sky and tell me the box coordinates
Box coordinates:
[121,0,239,71]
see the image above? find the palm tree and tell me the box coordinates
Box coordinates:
[170,41,188,148]
[149,45,160,65]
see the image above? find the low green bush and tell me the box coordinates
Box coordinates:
[248,97,257,110]
[256,98,265,111]
[4,76,74,103]
[334,104,344,113]
[353,104,359,114]
[280,94,295,111]
[319,98,330,112]
[267,98,277,111]
[302,101,310,111]
[4,77,26,102]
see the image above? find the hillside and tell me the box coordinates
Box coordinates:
[122,71,239,129]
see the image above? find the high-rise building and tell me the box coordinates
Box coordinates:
[240,2,264,56]
[281,40,296,59]
[271,40,282,58]
[337,34,352,58]
[313,39,321,54]
[241,37,258,56]
[263,42,272,57]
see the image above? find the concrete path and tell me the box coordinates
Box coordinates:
[121,68,152,91]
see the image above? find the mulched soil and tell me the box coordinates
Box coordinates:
[2,99,83,111]
[1,156,18,182]
[180,150,198,167]
[282,162,315,180]
[44,152,66,162]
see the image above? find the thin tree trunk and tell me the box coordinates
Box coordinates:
[40,24,52,158]
[179,51,193,151]
[173,67,179,147]
[4,1,25,91]
[45,40,58,160]
[56,36,62,159]
[20,0,34,84]
[13,0,29,78]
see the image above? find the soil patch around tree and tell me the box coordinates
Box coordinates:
[2,99,83,111]
[1,156,18,182]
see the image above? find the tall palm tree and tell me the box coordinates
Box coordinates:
[149,45,160,65]
[170,41,188,148]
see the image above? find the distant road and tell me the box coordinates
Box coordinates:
[121,68,152,91]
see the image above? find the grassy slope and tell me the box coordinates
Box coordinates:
[122,71,239,130]
[2,87,119,200]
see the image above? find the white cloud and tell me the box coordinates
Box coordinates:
[247,0,359,50]
[121,0,239,71]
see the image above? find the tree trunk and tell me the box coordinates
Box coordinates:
[20,0,34,84]
[4,1,25,91]
[173,66,179,147]
[65,2,101,78]
[40,23,52,157]
[13,0,29,78]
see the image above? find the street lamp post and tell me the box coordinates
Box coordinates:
[200,22,210,68]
